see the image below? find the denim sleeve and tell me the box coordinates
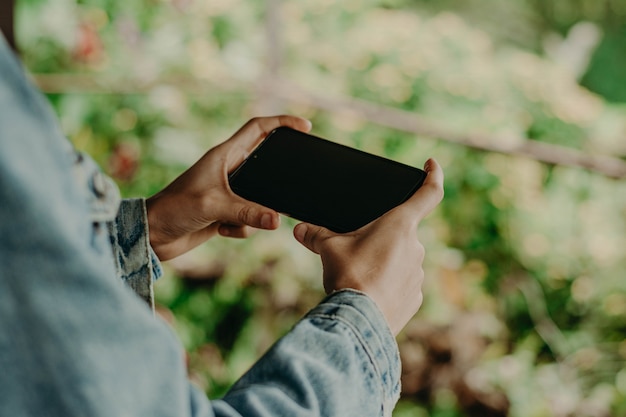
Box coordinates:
[108,197,164,307]
[72,147,163,306]
[0,33,401,417]
[213,290,402,417]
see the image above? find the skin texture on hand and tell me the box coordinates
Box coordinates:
[146,116,312,261]
[293,158,444,336]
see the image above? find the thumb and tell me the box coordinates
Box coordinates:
[293,222,334,255]
[404,158,445,222]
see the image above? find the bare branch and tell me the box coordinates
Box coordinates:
[32,73,626,179]
[266,79,626,180]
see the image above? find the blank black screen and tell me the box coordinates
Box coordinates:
[228,127,426,233]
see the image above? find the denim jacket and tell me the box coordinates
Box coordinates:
[0,33,401,417]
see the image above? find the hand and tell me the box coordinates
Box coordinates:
[293,158,444,336]
[147,116,312,261]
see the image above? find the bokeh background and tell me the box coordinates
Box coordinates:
[13,0,626,416]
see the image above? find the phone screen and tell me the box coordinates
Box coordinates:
[228,126,426,233]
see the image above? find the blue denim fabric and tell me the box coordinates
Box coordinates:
[0,33,401,417]
[73,147,162,305]
[108,197,163,306]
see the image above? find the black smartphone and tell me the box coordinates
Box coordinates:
[228,126,427,233]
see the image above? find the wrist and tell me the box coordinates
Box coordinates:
[145,194,168,258]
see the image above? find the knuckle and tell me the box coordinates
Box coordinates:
[248,116,261,125]
[236,226,251,238]
[249,116,274,139]
[415,291,424,308]
[417,266,425,282]
[307,227,334,254]
[425,181,445,201]
[306,227,321,246]
[236,205,253,224]
[414,241,426,262]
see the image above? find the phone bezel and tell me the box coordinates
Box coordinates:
[228,126,426,233]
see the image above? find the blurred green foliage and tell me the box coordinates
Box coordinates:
[15,0,626,415]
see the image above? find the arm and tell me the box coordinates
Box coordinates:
[152,119,444,416]
[0,44,400,416]
[213,156,444,416]
[0,32,443,416]
[215,290,401,417]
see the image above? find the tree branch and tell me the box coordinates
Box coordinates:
[265,78,626,179]
[32,73,626,179]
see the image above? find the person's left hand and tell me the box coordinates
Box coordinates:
[146,115,312,261]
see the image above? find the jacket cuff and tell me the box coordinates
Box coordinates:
[108,198,163,308]
[306,289,402,412]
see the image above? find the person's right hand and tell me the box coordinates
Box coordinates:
[293,158,444,336]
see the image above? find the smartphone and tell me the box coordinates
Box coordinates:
[228,126,427,233]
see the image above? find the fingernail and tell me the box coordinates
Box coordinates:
[294,224,306,241]
[261,213,273,229]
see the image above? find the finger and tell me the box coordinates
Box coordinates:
[226,115,312,164]
[155,223,220,261]
[218,224,255,238]
[219,199,281,230]
[293,222,334,255]
[240,115,313,141]
[396,158,445,223]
